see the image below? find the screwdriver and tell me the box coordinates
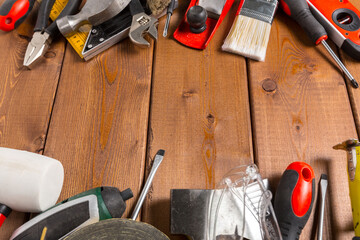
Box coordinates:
[163,0,175,37]
[274,162,315,240]
[0,0,35,31]
[280,0,359,88]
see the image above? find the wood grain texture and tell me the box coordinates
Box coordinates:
[0,1,67,238]
[143,1,253,238]
[250,11,357,240]
[43,36,154,219]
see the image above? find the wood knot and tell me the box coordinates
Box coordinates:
[207,114,215,124]
[34,135,46,153]
[44,51,56,59]
[262,79,277,92]
[18,34,31,42]
[182,90,196,98]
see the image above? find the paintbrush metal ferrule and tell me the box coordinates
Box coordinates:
[239,0,278,24]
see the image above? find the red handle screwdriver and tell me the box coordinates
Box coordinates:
[274,162,315,240]
[0,0,35,31]
[280,0,358,88]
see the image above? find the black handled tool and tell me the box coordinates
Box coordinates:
[0,0,35,31]
[274,162,315,240]
[162,0,175,37]
[280,0,358,88]
[23,0,82,68]
[10,187,133,240]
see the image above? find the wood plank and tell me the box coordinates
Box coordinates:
[43,35,154,219]
[250,10,357,240]
[0,1,67,238]
[143,1,253,238]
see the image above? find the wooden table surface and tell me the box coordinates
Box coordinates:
[1,0,360,239]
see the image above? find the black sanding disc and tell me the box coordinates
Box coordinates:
[65,219,169,240]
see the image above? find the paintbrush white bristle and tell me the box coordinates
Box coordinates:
[222,15,272,62]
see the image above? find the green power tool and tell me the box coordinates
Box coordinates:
[10,187,133,240]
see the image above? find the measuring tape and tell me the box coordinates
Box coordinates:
[48,0,88,58]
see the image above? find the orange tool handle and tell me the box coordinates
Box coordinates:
[307,0,360,60]
[0,0,35,31]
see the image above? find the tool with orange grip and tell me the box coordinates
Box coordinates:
[274,162,315,240]
[280,0,359,88]
[0,0,35,31]
[307,0,360,60]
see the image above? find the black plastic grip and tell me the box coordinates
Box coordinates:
[0,204,12,217]
[129,0,144,16]
[167,0,176,15]
[281,0,327,44]
[34,0,81,37]
[34,0,55,32]
[0,0,20,15]
[13,202,90,240]
[0,0,35,31]
[274,170,315,240]
[101,187,133,218]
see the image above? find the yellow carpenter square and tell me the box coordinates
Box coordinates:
[49,0,88,58]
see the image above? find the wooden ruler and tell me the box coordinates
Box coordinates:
[49,0,88,58]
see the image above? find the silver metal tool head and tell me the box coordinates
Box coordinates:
[23,32,51,69]
[129,13,158,47]
[131,149,164,220]
[57,0,131,37]
[317,174,328,240]
[319,174,328,202]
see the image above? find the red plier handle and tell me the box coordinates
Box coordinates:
[0,0,35,31]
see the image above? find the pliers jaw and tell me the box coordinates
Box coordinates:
[129,13,158,47]
[23,31,52,69]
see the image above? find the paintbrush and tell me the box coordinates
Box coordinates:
[222,0,278,61]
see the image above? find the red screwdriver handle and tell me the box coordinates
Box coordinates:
[274,162,315,240]
[0,0,35,31]
[0,204,12,228]
[280,0,327,44]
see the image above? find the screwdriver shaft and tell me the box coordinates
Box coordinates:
[162,0,175,37]
[317,174,328,240]
[163,13,171,37]
[131,150,164,220]
[321,40,359,88]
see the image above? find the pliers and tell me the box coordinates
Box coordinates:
[23,0,81,69]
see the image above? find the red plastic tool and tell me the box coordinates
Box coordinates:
[274,162,315,240]
[279,0,359,88]
[173,0,235,49]
[0,0,35,31]
[307,0,360,60]
[0,204,12,228]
